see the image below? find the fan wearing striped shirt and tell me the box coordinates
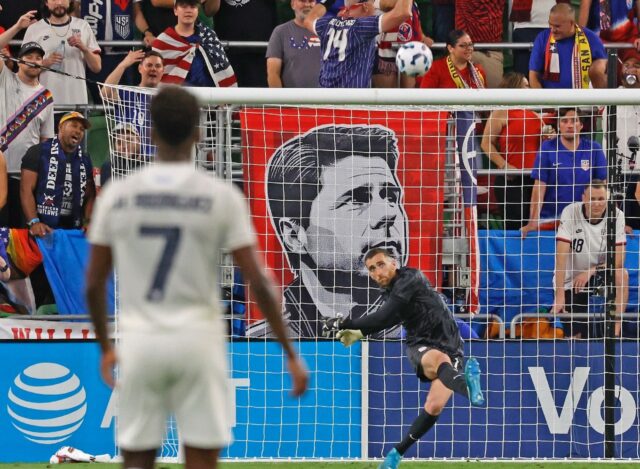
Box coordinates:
[303,0,413,88]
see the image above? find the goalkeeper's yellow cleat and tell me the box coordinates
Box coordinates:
[336,329,363,347]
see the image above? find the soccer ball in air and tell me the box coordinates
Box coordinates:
[395,42,433,77]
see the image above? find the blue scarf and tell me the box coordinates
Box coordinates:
[36,138,90,228]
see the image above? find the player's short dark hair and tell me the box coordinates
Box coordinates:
[446,29,469,48]
[558,107,583,121]
[150,86,199,147]
[585,179,607,193]
[364,247,395,263]
[266,124,400,270]
[142,50,164,64]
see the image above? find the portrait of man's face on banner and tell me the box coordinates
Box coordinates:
[241,108,446,338]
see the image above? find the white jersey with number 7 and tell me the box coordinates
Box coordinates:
[88,162,256,334]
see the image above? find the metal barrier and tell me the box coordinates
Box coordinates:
[8,39,636,51]
[509,312,639,339]
[457,313,505,338]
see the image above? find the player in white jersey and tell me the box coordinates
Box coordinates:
[552,180,628,338]
[86,86,308,469]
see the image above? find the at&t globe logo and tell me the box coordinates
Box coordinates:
[7,363,87,444]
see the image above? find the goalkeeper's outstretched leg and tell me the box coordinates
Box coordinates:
[379,352,484,468]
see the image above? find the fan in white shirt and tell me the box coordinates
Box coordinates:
[553,180,628,337]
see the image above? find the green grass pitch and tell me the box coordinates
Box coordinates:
[2,463,640,469]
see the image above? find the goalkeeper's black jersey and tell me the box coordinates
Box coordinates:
[344,267,464,357]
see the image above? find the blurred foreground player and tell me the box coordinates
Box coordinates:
[323,247,484,469]
[86,86,308,469]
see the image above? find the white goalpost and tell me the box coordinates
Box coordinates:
[101,85,640,461]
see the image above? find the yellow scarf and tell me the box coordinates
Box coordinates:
[544,26,592,89]
[446,56,485,89]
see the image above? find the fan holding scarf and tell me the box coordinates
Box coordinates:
[20,111,96,238]
[420,29,487,89]
[529,2,607,89]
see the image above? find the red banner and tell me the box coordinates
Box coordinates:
[241,107,447,337]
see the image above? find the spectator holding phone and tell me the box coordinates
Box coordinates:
[22,0,101,105]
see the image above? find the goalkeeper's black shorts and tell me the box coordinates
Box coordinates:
[406,343,463,382]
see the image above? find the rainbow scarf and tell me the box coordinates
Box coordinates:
[0,88,53,152]
[6,229,42,276]
[446,56,485,89]
[543,26,592,89]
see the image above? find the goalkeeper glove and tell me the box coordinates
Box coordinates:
[321,314,343,338]
[336,329,363,347]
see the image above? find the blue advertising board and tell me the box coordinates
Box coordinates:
[0,342,115,462]
[0,341,361,462]
[225,341,361,458]
[2,340,638,461]
[368,341,640,459]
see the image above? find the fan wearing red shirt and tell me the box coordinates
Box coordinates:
[420,29,486,89]
[481,72,544,230]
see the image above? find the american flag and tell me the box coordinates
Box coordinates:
[152,23,237,87]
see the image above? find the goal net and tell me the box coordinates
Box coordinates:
[100,85,640,461]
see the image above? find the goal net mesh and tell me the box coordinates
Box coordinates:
[100,84,640,461]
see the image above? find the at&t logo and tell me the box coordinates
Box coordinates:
[7,363,87,444]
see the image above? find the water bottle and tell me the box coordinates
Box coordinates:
[49,40,65,72]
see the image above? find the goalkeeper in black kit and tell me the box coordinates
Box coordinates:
[323,247,484,469]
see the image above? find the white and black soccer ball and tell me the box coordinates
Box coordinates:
[395,42,433,77]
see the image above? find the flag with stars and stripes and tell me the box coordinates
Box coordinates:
[153,23,237,87]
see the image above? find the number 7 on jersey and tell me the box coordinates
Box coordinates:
[140,225,182,302]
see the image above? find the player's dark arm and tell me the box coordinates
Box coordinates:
[83,177,97,224]
[303,0,333,34]
[233,245,308,396]
[19,169,39,223]
[340,296,403,335]
[380,0,412,33]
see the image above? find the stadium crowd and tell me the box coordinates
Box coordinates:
[0,0,639,339]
